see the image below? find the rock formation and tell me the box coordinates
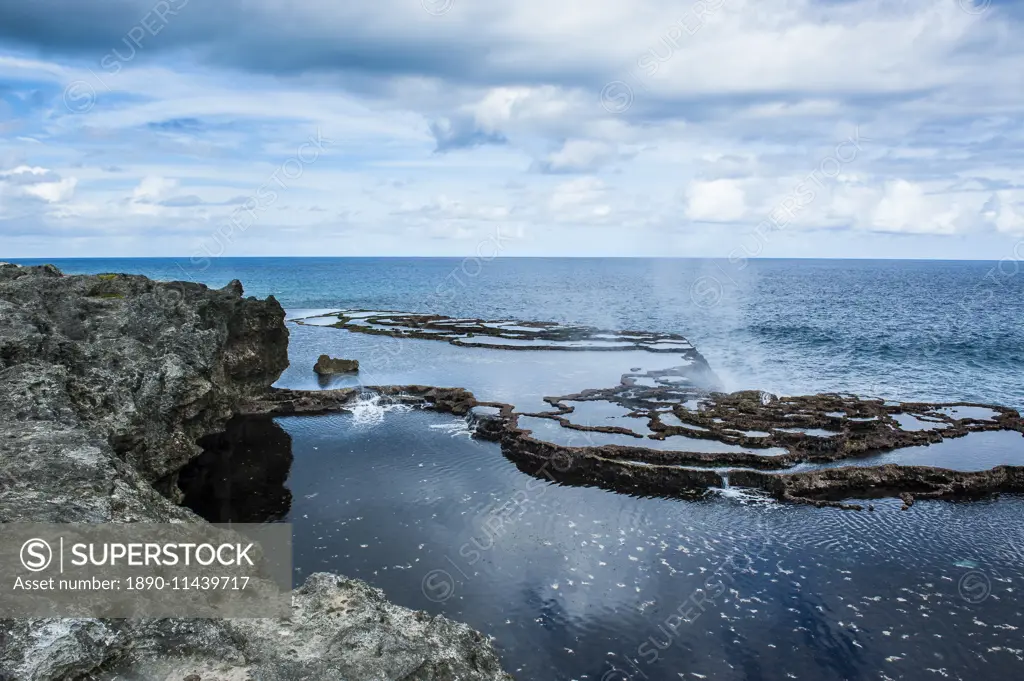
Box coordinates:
[0,264,511,681]
[314,354,359,374]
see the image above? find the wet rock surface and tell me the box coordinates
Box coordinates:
[0,263,288,521]
[278,307,1024,508]
[293,309,711,355]
[0,264,512,681]
[313,354,359,374]
[504,386,1024,507]
[241,381,1024,511]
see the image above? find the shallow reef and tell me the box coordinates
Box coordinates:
[245,384,1023,511]
[294,309,710,355]
[274,307,1024,511]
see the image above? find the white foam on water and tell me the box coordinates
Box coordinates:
[711,486,777,505]
[348,393,413,427]
[429,421,473,438]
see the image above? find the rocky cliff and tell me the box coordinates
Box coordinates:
[0,264,512,681]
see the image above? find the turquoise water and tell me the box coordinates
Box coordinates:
[17,257,1024,408]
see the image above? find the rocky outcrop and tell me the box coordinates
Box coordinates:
[521,388,1022,468]
[313,354,359,374]
[1,574,510,680]
[242,383,1024,511]
[729,463,1024,510]
[0,264,512,681]
[243,384,486,418]
[0,264,289,512]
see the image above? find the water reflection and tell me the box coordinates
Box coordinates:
[179,416,293,522]
[184,408,1024,681]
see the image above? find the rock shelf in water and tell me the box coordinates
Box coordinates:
[245,384,1024,511]
[292,308,709,355]
[284,305,1024,509]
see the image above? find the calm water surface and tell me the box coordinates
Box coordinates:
[181,310,1023,681]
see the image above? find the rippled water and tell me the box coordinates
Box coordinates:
[173,316,1024,681]
[187,407,1024,681]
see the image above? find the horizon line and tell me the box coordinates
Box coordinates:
[5,255,1020,263]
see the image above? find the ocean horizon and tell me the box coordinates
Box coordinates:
[16,256,1023,411]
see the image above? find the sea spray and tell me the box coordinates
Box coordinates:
[348,392,412,427]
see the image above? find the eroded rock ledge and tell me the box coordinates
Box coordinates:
[292,308,712,355]
[0,264,511,681]
[245,385,1024,512]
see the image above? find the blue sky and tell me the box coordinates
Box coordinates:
[1,0,1023,258]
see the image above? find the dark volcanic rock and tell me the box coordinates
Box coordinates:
[314,353,359,374]
[0,264,512,681]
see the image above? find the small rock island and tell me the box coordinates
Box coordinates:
[314,354,360,374]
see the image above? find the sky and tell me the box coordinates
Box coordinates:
[1,0,1023,259]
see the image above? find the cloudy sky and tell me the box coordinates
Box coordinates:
[1,0,1023,258]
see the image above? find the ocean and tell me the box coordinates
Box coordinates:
[15,256,1024,680]
[18,257,1024,409]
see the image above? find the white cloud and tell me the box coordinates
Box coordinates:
[0,0,1023,256]
[22,177,77,203]
[535,139,628,174]
[547,177,610,219]
[131,176,178,204]
[685,179,747,222]
[0,165,77,204]
[985,191,1024,236]
[870,180,967,235]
